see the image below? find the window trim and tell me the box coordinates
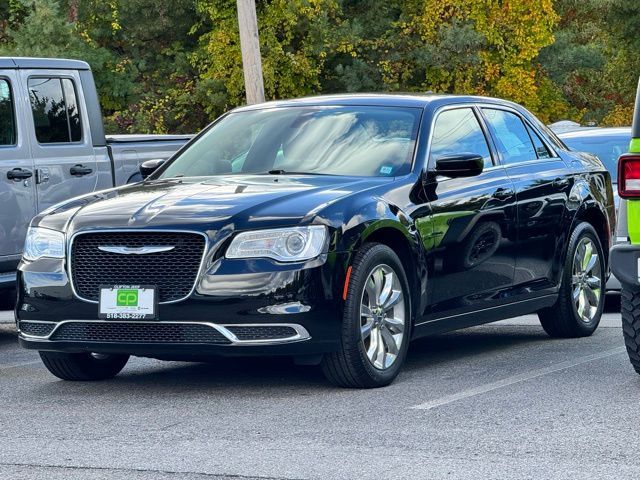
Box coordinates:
[478,104,560,167]
[523,121,552,160]
[0,76,18,148]
[27,75,84,146]
[426,104,498,172]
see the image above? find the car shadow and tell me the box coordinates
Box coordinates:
[604,293,621,313]
[405,326,549,371]
[28,324,556,395]
[19,297,620,393]
[0,323,17,347]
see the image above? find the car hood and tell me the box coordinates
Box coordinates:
[37,175,390,233]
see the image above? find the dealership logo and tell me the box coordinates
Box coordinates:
[116,289,138,307]
[97,245,175,255]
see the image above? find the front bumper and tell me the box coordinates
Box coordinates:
[16,252,350,358]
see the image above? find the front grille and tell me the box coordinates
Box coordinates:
[50,322,231,344]
[226,325,298,341]
[71,231,206,303]
[19,321,56,337]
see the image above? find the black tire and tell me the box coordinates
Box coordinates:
[538,222,605,338]
[321,243,411,388]
[621,288,640,374]
[39,351,129,381]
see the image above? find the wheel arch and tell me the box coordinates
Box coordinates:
[572,204,611,270]
[357,224,427,322]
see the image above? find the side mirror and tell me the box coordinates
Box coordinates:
[139,159,165,179]
[435,153,484,178]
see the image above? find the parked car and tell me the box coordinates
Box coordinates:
[558,127,631,292]
[16,94,615,388]
[0,57,192,289]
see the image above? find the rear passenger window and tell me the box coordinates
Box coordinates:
[28,77,82,143]
[430,108,493,168]
[482,109,536,164]
[0,79,16,146]
[525,123,552,159]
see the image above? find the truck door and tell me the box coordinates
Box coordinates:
[20,70,99,212]
[0,72,37,268]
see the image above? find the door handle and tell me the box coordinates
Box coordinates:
[6,168,33,181]
[70,164,93,176]
[553,177,570,188]
[493,188,514,200]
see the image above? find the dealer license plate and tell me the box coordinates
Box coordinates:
[98,285,157,320]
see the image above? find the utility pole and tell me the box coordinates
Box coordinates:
[236,0,265,105]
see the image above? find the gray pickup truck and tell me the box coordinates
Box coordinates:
[0,57,192,288]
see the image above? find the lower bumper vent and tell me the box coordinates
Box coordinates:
[50,322,231,345]
[226,325,298,341]
[19,321,57,337]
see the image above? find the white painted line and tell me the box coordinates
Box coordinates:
[411,346,626,410]
[0,360,40,371]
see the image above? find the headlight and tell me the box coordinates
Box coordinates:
[226,226,328,262]
[23,227,65,261]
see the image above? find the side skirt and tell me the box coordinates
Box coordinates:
[411,294,557,338]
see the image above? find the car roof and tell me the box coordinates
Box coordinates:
[0,57,90,71]
[233,93,527,111]
[559,126,631,139]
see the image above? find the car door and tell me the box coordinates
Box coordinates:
[21,70,99,213]
[480,107,570,295]
[0,72,37,270]
[419,106,517,318]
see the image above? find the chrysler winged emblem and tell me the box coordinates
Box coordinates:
[97,245,175,255]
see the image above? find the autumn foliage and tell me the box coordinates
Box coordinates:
[1,0,637,132]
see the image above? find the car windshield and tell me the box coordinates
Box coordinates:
[158,106,422,179]
[562,134,629,182]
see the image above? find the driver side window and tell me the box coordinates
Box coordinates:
[430,108,493,169]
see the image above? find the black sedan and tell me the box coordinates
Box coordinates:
[16,94,615,388]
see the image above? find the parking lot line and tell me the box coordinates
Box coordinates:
[411,346,626,410]
[0,360,40,371]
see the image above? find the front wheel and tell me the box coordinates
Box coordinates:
[538,222,605,338]
[39,351,129,381]
[321,243,411,388]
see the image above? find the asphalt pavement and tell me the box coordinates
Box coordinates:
[1,298,639,480]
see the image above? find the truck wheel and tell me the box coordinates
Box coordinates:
[538,222,605,338]
[321,243,411,388]
[39,351,129,381]
[622,288,640,374]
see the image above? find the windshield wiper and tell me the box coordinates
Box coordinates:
[266,169,335,176]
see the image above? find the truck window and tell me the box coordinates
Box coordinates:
[0,79,16,146]
[28,77,82,143]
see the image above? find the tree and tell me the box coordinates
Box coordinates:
[194,0,341,115]
[0,0,132,112]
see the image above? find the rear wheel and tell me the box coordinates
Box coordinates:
[39,351,129,381]
[621,288,640,374]
[538,222,605,338]
[321,243,411,388]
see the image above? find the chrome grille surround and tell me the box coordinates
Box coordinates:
[68,229,208,304]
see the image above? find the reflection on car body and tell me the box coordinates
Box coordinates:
[17,94,615,388]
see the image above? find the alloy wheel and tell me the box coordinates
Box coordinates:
[360,264,406,370]
[571,237,602,323]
